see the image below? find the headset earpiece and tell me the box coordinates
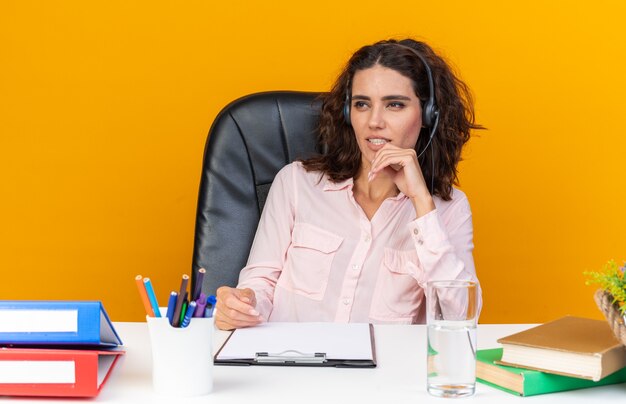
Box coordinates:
[343,81,352,125]
[422,101,439,131]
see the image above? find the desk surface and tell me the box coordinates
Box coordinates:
[7,323,626,403]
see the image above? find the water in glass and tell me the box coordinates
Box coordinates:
[427,319,476,398]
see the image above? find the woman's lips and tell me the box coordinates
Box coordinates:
[367,137,390,145]
[365,137,390,152]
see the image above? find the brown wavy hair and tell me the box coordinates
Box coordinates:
[301,39,483,201]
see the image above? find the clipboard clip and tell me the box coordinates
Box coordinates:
[255,350,327,364]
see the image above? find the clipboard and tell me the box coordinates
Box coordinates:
[214,322,376,368]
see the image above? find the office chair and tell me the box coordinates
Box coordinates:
[191,91,323,296]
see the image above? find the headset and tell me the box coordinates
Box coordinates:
[343,43,440,159]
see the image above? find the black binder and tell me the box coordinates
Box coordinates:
[214,322,376,368]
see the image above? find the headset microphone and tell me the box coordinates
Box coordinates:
[416,111,439,159]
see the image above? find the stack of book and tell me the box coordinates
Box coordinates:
[0,300,124,397]
[477,316,626,396]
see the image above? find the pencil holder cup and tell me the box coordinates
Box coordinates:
[146,313,214,397]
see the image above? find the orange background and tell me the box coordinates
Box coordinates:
[2,1,625,322]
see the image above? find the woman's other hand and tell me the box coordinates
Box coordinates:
[215,286,263,330]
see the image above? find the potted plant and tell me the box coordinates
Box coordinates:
[585,260,626,345]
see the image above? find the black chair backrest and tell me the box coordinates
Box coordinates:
[191,91,323,295]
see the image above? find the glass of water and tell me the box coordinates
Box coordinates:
[426,280,478,398]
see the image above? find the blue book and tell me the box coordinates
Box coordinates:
[0,301,122,346]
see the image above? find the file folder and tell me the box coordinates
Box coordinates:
[0,347,124,397]
[215,322,377,368]
[0,301,122,346]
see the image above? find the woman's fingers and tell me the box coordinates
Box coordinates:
[366,144,434,217]
[369,146,418,181]
[238,288,257,307]
[371,146,417,173]
[225,288,260,316]
[215,287,262,330]
[368,144,431,202]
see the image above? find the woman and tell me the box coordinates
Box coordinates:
[215,39,483,330]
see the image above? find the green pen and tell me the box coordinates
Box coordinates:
[179,299,188,327]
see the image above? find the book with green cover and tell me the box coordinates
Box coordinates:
[476,348,626,397]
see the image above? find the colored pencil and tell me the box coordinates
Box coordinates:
[135,275,155,317]
[192,268,206,301]
[143,278,161,318]
[172,275,189,327]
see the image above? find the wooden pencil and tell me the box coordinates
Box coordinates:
[135,275,155,317]
[172,274,189,327]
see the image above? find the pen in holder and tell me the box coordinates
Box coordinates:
[146,309,214,397]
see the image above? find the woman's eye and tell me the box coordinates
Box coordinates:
[387,102,405,109]
[353,101,368,109]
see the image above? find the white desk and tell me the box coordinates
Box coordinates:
[7,323,626,402]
